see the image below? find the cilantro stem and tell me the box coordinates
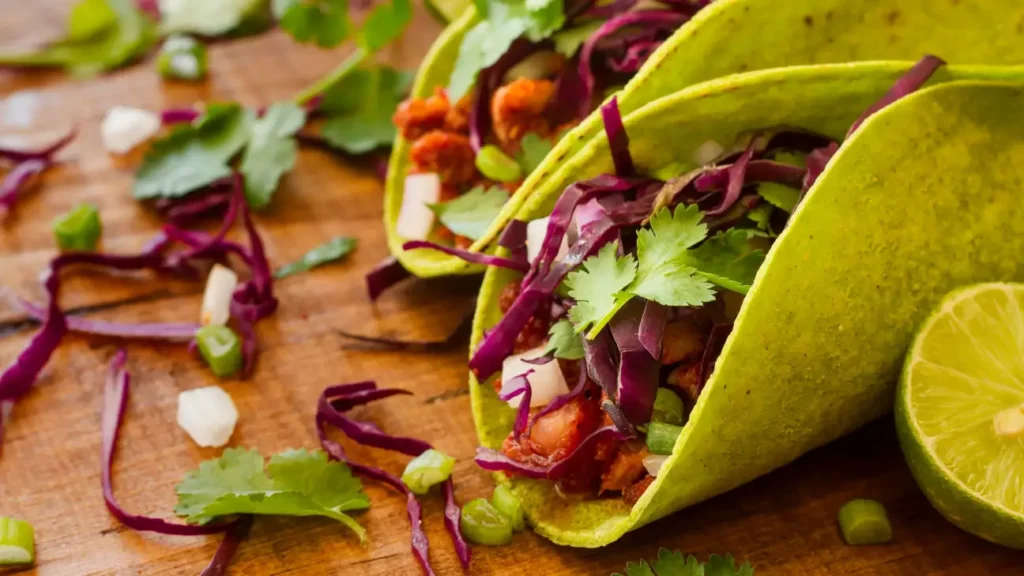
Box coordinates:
[294,48,368,105]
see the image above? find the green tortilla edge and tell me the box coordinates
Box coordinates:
[469,64,1024,547]
[384,0,1024,278]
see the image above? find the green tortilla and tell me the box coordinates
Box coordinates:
[385,0,1024,277]
[469,63,1024,547]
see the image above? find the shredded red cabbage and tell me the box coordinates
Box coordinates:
[402,240,530,272]
[161,108,201,126]
[800,142,839,195]
[15,296,198,342]
[847,55,945,139]
[498,370,534,439]
[102,350,233,535]
[497,219,528,251]
[694,160,806,193]
[200,515,253,576]
[582,0,637,18]
[365,256,412,301]
[0,273,66,403]
[0,129,75,163]
[157,190,234,226]
[607,40,661,74]
[475,425,625,479]
[637,300,667,359]
[609,300,659,425]
[600,96,635,177]
[582,328,618,397]
[705,135,758,216]
[0,159,46,218]
[316,382,471,575]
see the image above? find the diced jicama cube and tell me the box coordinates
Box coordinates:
[101,107,161,154]
[177,386,238,448]
[502,346,569,409]
[200,264,238,326]
[643,454,668,477]
[526,217,569,264]
[396,173,442,240]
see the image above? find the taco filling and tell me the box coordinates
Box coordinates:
[392,0,711,249]
[468,56,945,504]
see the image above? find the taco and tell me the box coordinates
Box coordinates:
[384,0,1024,278]
[465,61,1024,547]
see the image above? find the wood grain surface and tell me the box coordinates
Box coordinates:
[1,1,1022,574]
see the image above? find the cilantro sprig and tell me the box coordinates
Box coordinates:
[428,186,509,241]
[319,67,415,155]
[614,549,755,576]
[175,447,370,541]
[565,205,765,338]
[539,318,585,360]
[447,0,566,100]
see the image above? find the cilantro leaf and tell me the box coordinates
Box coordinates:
[517,133,553,174]
[540,318,585,360]
[746,202,773,232]
[134,103,252,200]
[273,0,350,48]
[319,66,412,154]
[0,0,156,76]
[447,0,565,100]
[274,236,357,278]
[756,182,799,213]
[240,101,306,209]
[614,549,755,576]
[565,242,636,336]
[552,20,601,57]
[360,0,413,51]
[771,150,807,168]
[428,186,509,240]
[175,447,370,541]
[630,205,716,308]
[161,0,269,37]
[685,229,764,294]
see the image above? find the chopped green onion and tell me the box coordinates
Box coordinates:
[460,498,513,546]
[52,203,101,252]
[838,499,892,545]
[491,484,524,531]
[651,388,684,425]
[0,517,34,566]
[157,35,208,81]
[195,325,242,378]
[475,145,522,183]
[645,421,683,455]
[401,449,455,495]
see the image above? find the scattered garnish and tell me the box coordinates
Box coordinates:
[1,132,77,219]
[195,325,243,378]
[274,236,357,279]
[838,499,892,545]
[401,448,456,495]
[174,447,370,541]
[490,485,524,532]
[474,145,522,183]
[156,34,207,81]
[644,421,682,456]
[176,386,239,448]
[102,106,161,154]
[240,101,306,209]
[201,264,239,326]
[160,0,270,37]
[428,186,509,241]
[0,0,156,75]
[51,203,102,251]
[273,0,350,48]
[538,318,585,361]
[319,67,414,155]
[614,549,755,576]
[0,517,34,566]
[460,498,512,546]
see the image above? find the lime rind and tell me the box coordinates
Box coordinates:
[897,282,1024,549]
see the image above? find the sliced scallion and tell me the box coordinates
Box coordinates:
[475,145,522,183]
[491,484,524,531]
[651,388,684,425]
[195,325,242,378]
[157,35,207,81]
[52,203,101,252]
[401,449,455,495]
[0,517,34,566]
[645,421,682,455]
[838,499,892,545]
[460,498,512,546]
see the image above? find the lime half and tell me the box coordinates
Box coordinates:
[896,282,1024,548]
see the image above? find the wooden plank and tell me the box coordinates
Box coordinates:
[1,2,1021,575]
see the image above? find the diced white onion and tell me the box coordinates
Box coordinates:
[643,454,668,477]
[691,139,724,166]
[526,217,569,265]
[101,106,161,155]
[502,346,569,409]
[176,386,238,448]
[200,264,238,326]
[396,173,442,240]
[169,53,201,79]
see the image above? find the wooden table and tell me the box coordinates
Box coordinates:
[1,2,1022,574]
